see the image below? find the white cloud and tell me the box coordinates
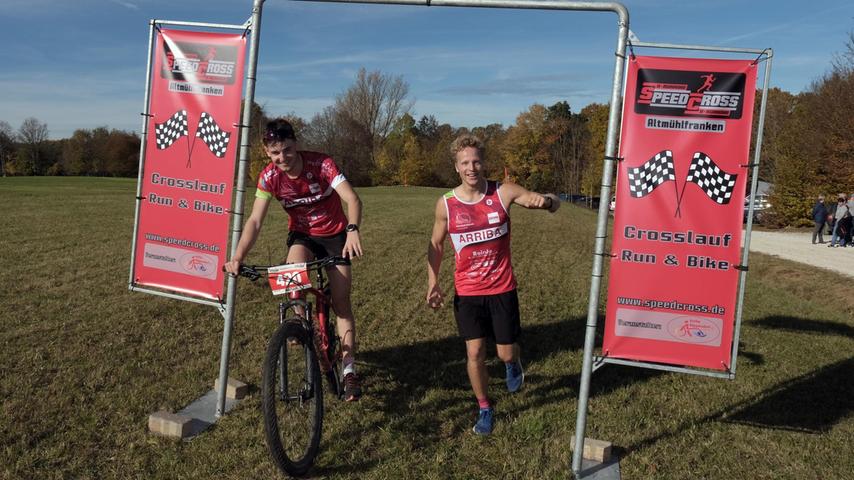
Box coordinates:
[108,0,139,10]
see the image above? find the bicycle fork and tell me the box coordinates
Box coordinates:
[277,302,315,405]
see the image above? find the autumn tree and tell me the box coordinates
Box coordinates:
[0,120,15,176]
[425,121,459,187]
[103,131,140,176]
[243,100,273,184]
[502,104,552,191]
[544,101,590,195]
[373,113,415,185]
[579,103,612,201]
[750,87,797,182]
[88,127,112,176]
[62,129,93,175]
[769,31,854,225]
[471,123,507,182]
[313,68,412,186]
[11,117,49,175]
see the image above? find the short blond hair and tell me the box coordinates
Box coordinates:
[450,134,484,156]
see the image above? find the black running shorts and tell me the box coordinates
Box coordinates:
[453,289,521,344]
[286,230,347,260]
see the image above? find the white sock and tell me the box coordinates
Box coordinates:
[342,360,356,376]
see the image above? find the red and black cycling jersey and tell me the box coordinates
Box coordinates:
[256,151,347,236]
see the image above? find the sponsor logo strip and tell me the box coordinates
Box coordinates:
[143,243,218,279]
[450,223,508,252]
[635,69,746,119]
[614,308,722,346]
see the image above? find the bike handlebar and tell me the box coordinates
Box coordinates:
[228,256,352,281]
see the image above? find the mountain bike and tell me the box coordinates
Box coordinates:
[235,255,350,477]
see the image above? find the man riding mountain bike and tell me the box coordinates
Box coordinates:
[224,118,364,401]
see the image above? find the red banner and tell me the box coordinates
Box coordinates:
[132,29,246,300]
[602,56,757,371]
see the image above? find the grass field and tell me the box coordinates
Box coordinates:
[1,177,852,480]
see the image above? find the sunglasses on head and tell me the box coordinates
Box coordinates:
[264,127,295,143]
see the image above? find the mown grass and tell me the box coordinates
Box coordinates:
[1,177,852,480]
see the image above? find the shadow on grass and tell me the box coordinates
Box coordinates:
[752,315,854,338]
[624,356,854,456]
[723,356,854,433]
[353,316,663,447]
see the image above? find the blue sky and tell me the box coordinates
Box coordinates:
[1,0,852,139]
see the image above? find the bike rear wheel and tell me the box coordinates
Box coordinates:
[262,319,323,477]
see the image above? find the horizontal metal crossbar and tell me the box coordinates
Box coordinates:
[595,356,734,379]
[631,41,772,57]
[129,284,226,310]
[290,0,628,14]
[152,19,251,30]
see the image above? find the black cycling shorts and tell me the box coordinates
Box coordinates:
[286,230,347,260]
[453,289,521,344]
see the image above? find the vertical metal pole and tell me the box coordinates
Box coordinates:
[572,7,629,476]
[215,0,266,417]
[128,20,158,288]
[729,50,773,378]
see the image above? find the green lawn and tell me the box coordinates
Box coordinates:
[1,177,851,479]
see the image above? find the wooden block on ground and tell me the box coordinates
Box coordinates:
[148,410,192,439]
[570,437,613,463]
[214,377,248,400]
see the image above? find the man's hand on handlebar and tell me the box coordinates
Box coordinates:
[224,259,242,275]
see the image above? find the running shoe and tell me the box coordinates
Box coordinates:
[343,372,362,401]
[505,360,524,393]
[472,407,494,435]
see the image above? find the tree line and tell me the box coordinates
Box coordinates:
[0,120,139,177]
[0,66,609,200]
[759,32,854,226]
[242,68,612,200]
[3,32,853,227]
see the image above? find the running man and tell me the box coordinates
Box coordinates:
[426,134,560,435]
[224,118,364,401]
[699,73,716,92]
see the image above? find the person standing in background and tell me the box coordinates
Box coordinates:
[811,195,828,244]
[829,195,850,248]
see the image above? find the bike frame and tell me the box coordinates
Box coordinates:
[279,265,339,378]
[236,256,347,400]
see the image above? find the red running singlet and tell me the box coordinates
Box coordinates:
[444,180,516,296]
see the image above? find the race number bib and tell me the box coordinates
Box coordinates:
[267,263,311,295]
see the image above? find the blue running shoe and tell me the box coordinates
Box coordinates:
[505,360,524,393]
[472,407,494,435]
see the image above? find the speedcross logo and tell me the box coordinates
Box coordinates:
[161,41,238,85]
[635,69,746,119]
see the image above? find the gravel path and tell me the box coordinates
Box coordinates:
[745,230,854,278]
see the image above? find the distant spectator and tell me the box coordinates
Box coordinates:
[827,195,839,235]
[811,195,828,244]
[846,193,854,246]
[829,195,850,247]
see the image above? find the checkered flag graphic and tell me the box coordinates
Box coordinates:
[154,110,188,150]
[195,112,231,158]
[685,152,738,205]
[627,150,676,198]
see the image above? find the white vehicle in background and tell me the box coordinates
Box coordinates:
[744,181,774,223]
[744,193,771,223]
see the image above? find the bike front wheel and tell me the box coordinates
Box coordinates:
[262,319,323,477]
